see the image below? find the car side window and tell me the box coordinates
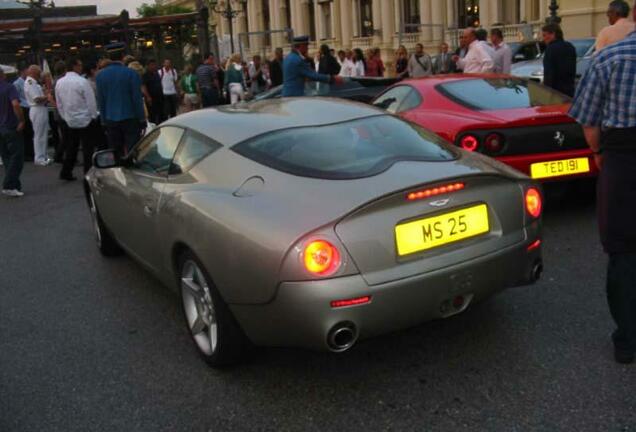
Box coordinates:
[398,89,422,113]
[170,130,222,175]
[133,126,185,176]
[373,86,413,114]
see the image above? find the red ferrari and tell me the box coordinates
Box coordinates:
[372,75,596,182]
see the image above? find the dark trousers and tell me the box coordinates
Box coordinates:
[60,125,95,178]
[163,94,178,119]
[22,107,34,161]
[55,119,69,163]
[607,254,636,353]
[148,97,164,125]
[201,87,219,108]
[104,119,141,159]
[0,128,24,191]
[49,112,61,159]
[90,118,108,152]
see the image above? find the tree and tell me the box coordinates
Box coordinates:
[136,1,193,18]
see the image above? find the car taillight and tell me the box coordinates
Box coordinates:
[484,133,504,154]
[525,188,542,218]
[304,240,341,276]
[460,135,480,152]
[407,182,465,201]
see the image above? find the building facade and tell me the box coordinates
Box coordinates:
[163,0,612,60]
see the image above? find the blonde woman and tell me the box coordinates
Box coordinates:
[395,45,409,78]
[224,53,246,105]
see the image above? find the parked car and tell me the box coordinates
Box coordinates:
[373,75,596,182]
[85,98,543,367]
[251,76,401,104]
[508,41,546,63]
[510,38,596,83]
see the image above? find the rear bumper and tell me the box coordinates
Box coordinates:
[497,149,598,181]
[230,237,542,351]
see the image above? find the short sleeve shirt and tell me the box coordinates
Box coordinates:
[24,76,45,108]
[181,74,198,94]
[0,80,19,129]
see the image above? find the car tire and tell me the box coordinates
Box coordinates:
[88,191,122,257]
[178,251,247,367]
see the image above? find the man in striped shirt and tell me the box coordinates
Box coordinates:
[569,6,636,364]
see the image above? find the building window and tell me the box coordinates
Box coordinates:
[284,0,291,29]
[359,0,373,37]
[459,0,480,28]
[308,1,316,41]
[321,2,332,40]
[403,0,420,34]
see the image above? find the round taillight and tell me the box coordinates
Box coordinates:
[525,188,542,218]
[303,240,341,276]
[460,135,479,152]
[484,133,504,154]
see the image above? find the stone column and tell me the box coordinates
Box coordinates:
[247,0,263,51]
[539,0,547,22]
[446,0,456,29]
[420,0,433,41]
[381,0,395,47]
[372,0,382,45]
[431,0,444,42]
[519,0,528,22]
[315,1,326,40]
[480,0,491,28]
[352,0,360,38]
[300,0,312,40]
[340,0,353,47]
[491,0,503,24]
[332,0,342,45]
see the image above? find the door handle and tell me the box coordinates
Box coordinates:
[143,205,153,217]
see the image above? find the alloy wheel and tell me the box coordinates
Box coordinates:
[181,260,218,356]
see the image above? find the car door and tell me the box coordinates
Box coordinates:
[119,126,185,270]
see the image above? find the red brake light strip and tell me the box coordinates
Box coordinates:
[330,296,372,308]
[407,183,465,201]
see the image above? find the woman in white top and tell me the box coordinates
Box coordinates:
[338,50,356,77]
[353,48,366,77]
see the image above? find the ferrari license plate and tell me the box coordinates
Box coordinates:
[395,204,490,256]
[530,158,590,179]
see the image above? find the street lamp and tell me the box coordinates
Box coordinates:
[207,0,248,54]
[546,0,562,24]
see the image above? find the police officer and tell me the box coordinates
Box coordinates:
[569,3,636,365]
[24,65,51,166]
[282,36,343,97]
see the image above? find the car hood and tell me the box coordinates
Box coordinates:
[511,59,544,78]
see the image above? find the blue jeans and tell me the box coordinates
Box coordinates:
[0,128,24,191]
[201,87,219,108]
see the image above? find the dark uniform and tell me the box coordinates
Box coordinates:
[570,31,636,364]
[282,36,333,97]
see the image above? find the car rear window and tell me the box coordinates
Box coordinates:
[232,115,455,179]
[437,78,571,111]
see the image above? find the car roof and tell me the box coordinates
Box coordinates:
[162,97,385,146]
[399,73,521,91]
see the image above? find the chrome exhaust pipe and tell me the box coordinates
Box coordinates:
[531,260,543,283]
[327,322,358,353]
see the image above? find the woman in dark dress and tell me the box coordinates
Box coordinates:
[395,45,409,79]
[318,44,341,76]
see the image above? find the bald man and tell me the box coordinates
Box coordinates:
[452,28,495,73]
[24,65,51,166]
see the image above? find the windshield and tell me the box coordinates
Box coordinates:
[572,39,595,57]
[232,115,455,179]
[437,78,571,111]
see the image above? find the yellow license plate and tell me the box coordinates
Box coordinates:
[530,157,590,179]
[395,204,490,256]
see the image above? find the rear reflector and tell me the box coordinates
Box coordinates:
[407,182,465,201]
[330,296,372,308]
[527,239,542,251]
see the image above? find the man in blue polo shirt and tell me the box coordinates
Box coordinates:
[96,43,146,157]
[282,36,342,97]
[0,68,26,197]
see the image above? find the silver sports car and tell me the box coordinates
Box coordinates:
[85,98,543,366]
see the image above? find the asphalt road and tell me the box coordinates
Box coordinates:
[1,164,634,432]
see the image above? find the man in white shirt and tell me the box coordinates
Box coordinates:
[55,57,98,181]
[24,65,51,166]
[453,28,495,73]
[160,59,179,119]
[337,50,354,77]
[490,29,513,74]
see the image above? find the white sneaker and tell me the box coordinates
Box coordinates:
[2,189,24,197]
[34,160,50,166]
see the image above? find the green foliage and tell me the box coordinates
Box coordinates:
[136,2,193,18]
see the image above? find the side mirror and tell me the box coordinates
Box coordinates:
[93,149,119,169]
